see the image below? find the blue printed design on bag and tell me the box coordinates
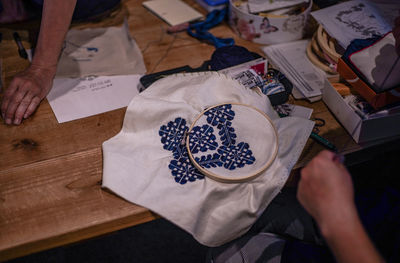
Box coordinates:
[159,117,188,159]
[159,118,203,184]
[218,121,236,146]
[204,104,235,127]
[194,153,223,169]
[188,125,218,154]
[218,142,256,170]
[159,104,256,185]
[169,153,205,184]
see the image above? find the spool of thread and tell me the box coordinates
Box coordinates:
[332,82,351,96]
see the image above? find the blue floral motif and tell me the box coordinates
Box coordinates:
[194,153,222,169]
[159,117,188,159]
[188,125,218,154]
[169,155,204,184]
[218,121,236,146]
[218,142,255,170]
[158,104,257,184]
[204,104,235,127]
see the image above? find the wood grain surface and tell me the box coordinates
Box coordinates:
[0,0,397,261]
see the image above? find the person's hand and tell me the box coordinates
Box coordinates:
[297,150,357,235]
[394,14,400,56]
[1,64,56,125]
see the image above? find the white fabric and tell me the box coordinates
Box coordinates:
[102,72,314,246]
[189,104,278,181]
[56,21,146,78]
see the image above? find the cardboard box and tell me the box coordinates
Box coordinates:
[322,80,400,143]
[337,58,400,110]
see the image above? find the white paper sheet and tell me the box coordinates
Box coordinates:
[47,75,141,123]
[311,0,390,48]
[263,40,325,101]
[364,0,399,30]
[143,0,203,26]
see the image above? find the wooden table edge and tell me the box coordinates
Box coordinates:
[0,209,158,262]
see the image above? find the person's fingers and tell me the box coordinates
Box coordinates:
[13,92,35,125]
[24,96,41,119]
[1,98,9,120]
[2,63,56,124]
[301,150,334,176]
[317,150,336,160]
[4,86,29,125]
[1,79,20,119]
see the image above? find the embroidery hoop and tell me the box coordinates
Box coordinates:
[186,102,279,183]
[307,36,336,74]
[316,25,341,63]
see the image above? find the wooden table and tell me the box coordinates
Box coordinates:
[1,0,399,261]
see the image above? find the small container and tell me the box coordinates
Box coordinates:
[229,0,313,45]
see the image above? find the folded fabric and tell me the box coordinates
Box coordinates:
[102,72,314,246]
[56,20,146,78]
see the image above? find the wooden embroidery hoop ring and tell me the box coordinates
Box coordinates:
[307,36,337,74]
[186,102,279,184]
[316,25,341,63]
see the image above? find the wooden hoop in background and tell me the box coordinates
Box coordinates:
[311,32,326,59]
[186,103,279,183]
[307,38,337,74]
[316,25,341,63]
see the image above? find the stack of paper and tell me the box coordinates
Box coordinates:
[311,0,390,48]
[263,40,326,102]
[47,75,141,123]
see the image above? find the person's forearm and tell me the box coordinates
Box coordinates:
[321,213,385,263]
[32,0,77,69]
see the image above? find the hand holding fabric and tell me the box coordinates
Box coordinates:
[1,64,56,125]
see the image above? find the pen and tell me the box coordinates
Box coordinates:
[13,32,28,59]
[310,132,338,152]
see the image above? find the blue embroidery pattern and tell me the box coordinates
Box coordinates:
[218,142,255,170]
[159,117,188,159]
[169,150,204,184]
[194,153,223,169]
[218,121,236,146]
[188,125,218,154]
[204,104,235,127]
[159,105,256,184]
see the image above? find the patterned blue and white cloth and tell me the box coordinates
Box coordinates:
[102,72,314,246]
[186,103,278,182]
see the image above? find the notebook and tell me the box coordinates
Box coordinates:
[143,0,203,26]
